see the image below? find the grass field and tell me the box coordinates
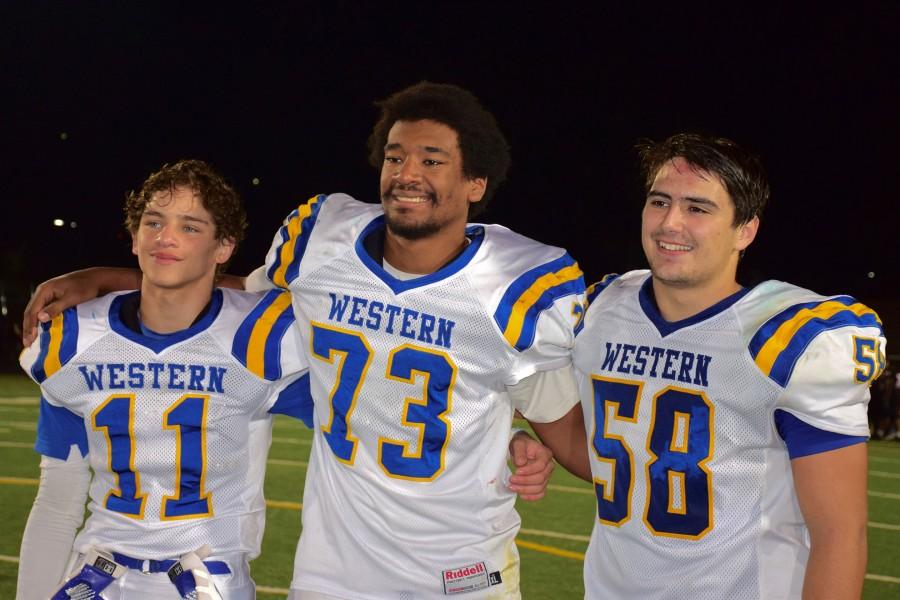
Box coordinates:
[0,373,898,598]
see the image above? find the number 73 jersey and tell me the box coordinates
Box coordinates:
[573,271,884,600]
[19,288,310,560]
[265,194,584,598]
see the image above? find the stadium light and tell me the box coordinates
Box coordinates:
[53,219,64,227]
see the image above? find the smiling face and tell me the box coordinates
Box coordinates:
[641,157,758,299]
[379,119,486,241]
[131,185,234,294]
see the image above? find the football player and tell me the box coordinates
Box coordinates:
[572,134,883,598]
[18,160,313,599]
[21,83,577,599]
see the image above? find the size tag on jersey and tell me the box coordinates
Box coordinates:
[441,562,501,595]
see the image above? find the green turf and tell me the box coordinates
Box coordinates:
[1,379,898,598]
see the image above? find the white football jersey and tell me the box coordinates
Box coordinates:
[573,270,885,600]
[265,194,585,599]
[20,288,310,561]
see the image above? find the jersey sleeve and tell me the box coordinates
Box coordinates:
[245,265,277,292]
[493,252,586,383]
[232,290,308,382]
[264,194,327,289]
[750,296,884,443]
[506,364,580,423]
[35,395,89,460]
[267,373,314,428]
[19,307,80,385]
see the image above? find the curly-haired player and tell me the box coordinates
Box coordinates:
[18,160,311,600]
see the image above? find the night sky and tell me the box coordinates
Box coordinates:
[3,4,898,354]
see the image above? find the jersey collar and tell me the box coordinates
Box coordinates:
[354,215,485,294]
[639,276,750,337]
[109,289,224,353]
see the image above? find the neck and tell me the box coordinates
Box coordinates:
[382,225,468,275]
[138,280,215,333]
[651,277,743,322]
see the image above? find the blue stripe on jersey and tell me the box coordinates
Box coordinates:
[232,290,296,380]
[774,409,867,459]
[266,195,326,289]
[749,297,882,387]
[35,396,88,459]
[494,253,585,351]
[268,373,314,428]
[31,307,80,383]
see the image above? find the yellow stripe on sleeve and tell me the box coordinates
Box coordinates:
[42,314,65,378]
[502,263,583,347]
[246,293,294,378]
[754,301,877,375]
[272,199,317,289]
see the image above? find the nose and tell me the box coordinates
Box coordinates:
[155,224,177,246]
[393,158,421,184]
[658,204,684,232]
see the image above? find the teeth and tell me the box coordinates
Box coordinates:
[393,195,428,204]
[659,241,691,251]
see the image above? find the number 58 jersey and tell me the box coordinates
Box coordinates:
[265,194,585,599]
[573,271,885,600]
[19,288,310,560]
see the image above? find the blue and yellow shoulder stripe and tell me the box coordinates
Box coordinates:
[585,273,620,308]
[749,295,883,387]
[572,273,621,337]
[494,253,585,351]
[232,290,297,380]
[30,307,80,383]
[266,194,327,289]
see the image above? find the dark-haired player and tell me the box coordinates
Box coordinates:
[574,134,883,599]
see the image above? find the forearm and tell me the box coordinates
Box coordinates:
[534,426,592,481]
[17,453,90,600]
[77,266,142,294]
[529,407,592,482]
[802,527,866,600]
[792,443,868,600]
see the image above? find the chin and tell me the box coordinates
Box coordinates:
[384,217,442,240]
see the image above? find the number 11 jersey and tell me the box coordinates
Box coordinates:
[20,288,310,560]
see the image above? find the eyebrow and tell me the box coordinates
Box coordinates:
[142,209,211,225]
[647,190,719,208]
[384,142,450,156]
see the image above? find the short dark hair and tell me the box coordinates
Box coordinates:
[636,133,770,226]
[367,82,511,218]
[124,159,247,270]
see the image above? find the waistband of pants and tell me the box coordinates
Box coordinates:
[111,551,232,575]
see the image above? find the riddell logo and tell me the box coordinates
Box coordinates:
[444,562,485,581]
[442,562,497,595]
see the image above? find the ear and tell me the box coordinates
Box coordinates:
[466,177,487,204]
[735,216,759,252]
[131,232,138,256]
[216,237,236,265]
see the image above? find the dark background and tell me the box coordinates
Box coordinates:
[2,3,898,367]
